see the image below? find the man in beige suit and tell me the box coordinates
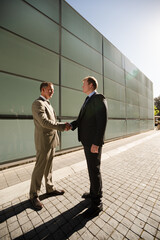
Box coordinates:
[30,81,69,210]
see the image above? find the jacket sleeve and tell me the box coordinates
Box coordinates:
[32,101,66,131]
[93,95,108,146]
[70,119,78,131]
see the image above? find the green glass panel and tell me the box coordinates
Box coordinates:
[125,73,139,92]
[0,28,59,83]
[0,119,35,163]
[148,99,154,110]
[126,88,139,105]
[25,0,59,23]
[147,80,153,90]
[104,77,125,102]
[104,58,125,85]
[62,1,102,53]
[107,99,126,118]
[127,104,140,118]
[0,73,39,115]
[125,57,139,78]
[61,119,80,149]
[61,87,85,117]
[62,29,102,74]
[148,108,154,119]
[103,37,122,68]
[127,120,140,134]
[139,95,147,108]
[0,0,59,53]
[139,72,147,86]
[105,119,126,140]
[148,120,154,129]
[140,120,149,131]
[139,83,148,96]
[140,107,148,119]
[0,73,59,116]
[61,57,103,93]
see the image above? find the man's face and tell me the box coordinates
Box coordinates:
[82,79,93,95]
[42,84,54,99]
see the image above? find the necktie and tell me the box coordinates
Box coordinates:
[82,96,89,108]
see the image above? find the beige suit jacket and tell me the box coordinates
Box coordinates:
[32,97,66,152]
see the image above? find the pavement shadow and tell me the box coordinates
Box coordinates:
[0,196,94,239]
[0,199,34,223]
[0,193,59,223]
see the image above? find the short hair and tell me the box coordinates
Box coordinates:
[86,76,98,90]
[40,82,53,92]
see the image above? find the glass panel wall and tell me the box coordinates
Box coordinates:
[0,0,154,164]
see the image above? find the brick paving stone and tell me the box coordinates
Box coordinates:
[112,212,123,223]
[81,229,94,240]
[21,220,33,234]
[68,231,81,240]
[116,223,128,236]
[94,217,105,229]
[108,218,118,229]
[88,222,100,236]
[141,230,155,240]
[111,230,124,240]
[103,223,114,235]
[156,229,160,239]
[10,227,23,239]
[134,217,146,229]
[0,226,9,238]
[150,212,160,222]
[147,217,159,229]
[144,223,157,236]
[8,220,20,233]
[18,215,30,226]
[96,229,109,239]
[130,223,143,236]
[121,217,132,228]
[126,230,139,240]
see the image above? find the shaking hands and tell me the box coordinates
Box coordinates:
[65,122,72,131]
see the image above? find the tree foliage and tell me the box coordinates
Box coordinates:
[154,96,160,116]
[154,106,159,116]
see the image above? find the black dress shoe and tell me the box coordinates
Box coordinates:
[46,189,65,196]
[30,197,43,210]
[83,203,103,218]
[82,192,91,199]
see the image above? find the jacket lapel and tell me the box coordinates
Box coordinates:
[79,92,97,119]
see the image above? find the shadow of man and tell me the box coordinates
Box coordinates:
[0,194,95,239]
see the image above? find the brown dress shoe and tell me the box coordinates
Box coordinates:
[30,197,43,210]
[46,189,65,196]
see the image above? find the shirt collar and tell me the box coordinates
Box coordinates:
[88,90,96,98]
[40,95,47,101]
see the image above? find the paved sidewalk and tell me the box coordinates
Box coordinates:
[0,130,160,239]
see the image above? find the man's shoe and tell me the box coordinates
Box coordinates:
[46,189,65,196]
[30,197,43,210]
[83,203,103,218]
[82,192,91,199]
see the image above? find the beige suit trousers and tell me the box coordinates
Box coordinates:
[29,148,56,198]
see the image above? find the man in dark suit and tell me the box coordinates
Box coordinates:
[71,76,108,218]
[30,82,69,210]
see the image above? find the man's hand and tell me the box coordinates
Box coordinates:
[65,122,71,131]
[90,144,99,153]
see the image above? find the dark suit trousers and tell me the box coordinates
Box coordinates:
[83,145,102,206]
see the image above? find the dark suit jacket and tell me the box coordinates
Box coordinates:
[71,92,108,147]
